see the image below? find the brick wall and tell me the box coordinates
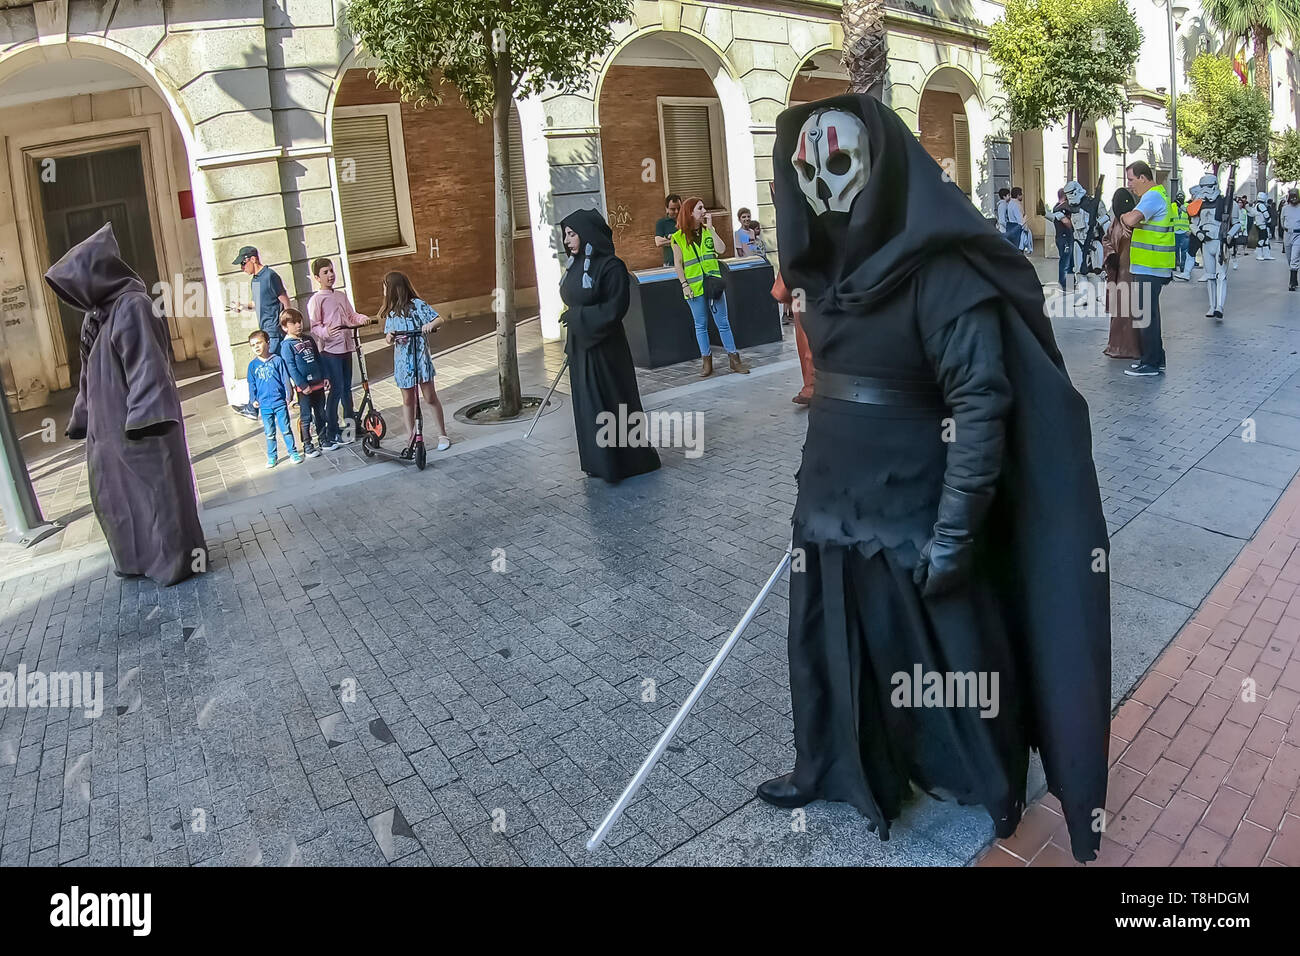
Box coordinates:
[334,70,536,317]
[599,65,733,272]
[917,89,963,172]
[789,75,848,103]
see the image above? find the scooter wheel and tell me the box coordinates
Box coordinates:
[416,443,427,470]
[361,435,376,457]
[365,412,386,440]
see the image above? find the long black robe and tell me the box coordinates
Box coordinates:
[774,95,1111,862]
[559,209,660,483]
[45,223,205,587]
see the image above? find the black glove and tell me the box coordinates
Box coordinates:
[913,484,995,598]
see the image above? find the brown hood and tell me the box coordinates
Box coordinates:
[44,221,147,311]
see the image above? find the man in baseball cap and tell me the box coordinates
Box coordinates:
[229,245,291,418]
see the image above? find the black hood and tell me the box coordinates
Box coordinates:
[774,95,1039,311]
[561,208,616,259]
[44,221,147,311]
[774,94,1062,366]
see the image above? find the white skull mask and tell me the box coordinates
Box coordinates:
[791,109,869,215]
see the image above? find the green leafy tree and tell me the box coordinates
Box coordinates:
[1201,0,1300,180]
[988,0,1142,182]
[346,0,634,418]
[1274,128,1300,184]
[1169,53,1271,172]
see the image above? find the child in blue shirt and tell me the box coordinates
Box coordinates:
[278,309,331,457]
[246,329,303,468]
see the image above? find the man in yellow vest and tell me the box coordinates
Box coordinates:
[1121,161,1175,377]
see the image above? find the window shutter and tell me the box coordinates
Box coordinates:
[509,109,529,232]
[661,103,716,208]
[334,113,402,253]
[990,139,1012,196]
[952,114,972,195]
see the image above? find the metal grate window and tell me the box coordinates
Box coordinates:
[952,114,972,196]
[509,108,529,233]
[661,103,716,208]
[334,113,403,254]
[990,139,1011,196]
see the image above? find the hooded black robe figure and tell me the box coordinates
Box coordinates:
[559,209,661,483]
[760,95,1111,863]
[45,223,205,587]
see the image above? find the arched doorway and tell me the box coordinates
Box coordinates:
[0,47,216,411]
[595,31,750,271]
[918,66,979,201]
[787,49,848,106]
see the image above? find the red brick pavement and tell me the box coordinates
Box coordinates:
[976,475,1300,867]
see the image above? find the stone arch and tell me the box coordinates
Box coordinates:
[590,24,758,269]
[919,63,994,213]
[785,44,847,106]
[0,37,238,402]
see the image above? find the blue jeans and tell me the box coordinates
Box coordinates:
[687,293,737,355]
[260,404,296,460]
[1056,235,1074,286]
[319,351,355,442]
[1174,233,1189,270]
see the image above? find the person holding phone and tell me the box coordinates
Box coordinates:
[671,197,748,377]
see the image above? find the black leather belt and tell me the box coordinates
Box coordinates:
[813,369,947,408]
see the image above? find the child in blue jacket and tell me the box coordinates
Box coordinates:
[247,329,302,468]
[278,309,331,457]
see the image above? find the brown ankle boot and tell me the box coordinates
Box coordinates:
[701,353,713,377]
[728,352,749,374]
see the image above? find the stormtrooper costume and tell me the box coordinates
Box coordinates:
[1255,191,1275,260]
[1063,180,1109,275]
[1186,175,1242,318]
[765,95,1111,864]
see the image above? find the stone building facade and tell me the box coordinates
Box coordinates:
[0,0,1296,410]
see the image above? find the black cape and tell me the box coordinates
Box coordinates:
[559,209,660,482]
[45,223,205,587]
[775,95,1111,861]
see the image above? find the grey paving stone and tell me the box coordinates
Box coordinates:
[1145,467,1280,539]
[1110,581,1194,710]
[1197,433,1300,489]
[1109,511,1247,610]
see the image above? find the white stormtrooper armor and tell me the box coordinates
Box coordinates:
[1187,175,1242,318]
[1254,191,1274,260]
[791,109,870,215]
[1063,180,1109,275]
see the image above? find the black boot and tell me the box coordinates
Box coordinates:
[1290,269,1297,291]
[757,772,815,809]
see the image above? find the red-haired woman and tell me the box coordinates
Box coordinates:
[670,197,748,377]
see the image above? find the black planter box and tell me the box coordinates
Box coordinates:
[623,256,782,368]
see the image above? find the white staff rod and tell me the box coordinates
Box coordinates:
[524,357,569,440]
[587,545,794,852]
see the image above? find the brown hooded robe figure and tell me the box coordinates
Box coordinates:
[45,222,205,586]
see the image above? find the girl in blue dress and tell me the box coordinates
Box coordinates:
[380,271,450,450]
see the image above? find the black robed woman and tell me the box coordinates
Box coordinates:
[559,209,661,483]
[763,95,1111,863]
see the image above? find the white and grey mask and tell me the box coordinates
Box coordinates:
[791,109,870,215]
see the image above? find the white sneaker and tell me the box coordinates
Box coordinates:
[436,436,451,451]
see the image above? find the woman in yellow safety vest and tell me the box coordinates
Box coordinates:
[671,196,748,377]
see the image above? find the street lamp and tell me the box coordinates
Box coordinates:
[1158,0,1191,197]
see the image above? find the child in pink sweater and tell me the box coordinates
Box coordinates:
[307,257,371,446]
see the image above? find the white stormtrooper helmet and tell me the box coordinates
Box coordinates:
[1198,174,1220,202]
[1063,181,1087,205]
[1257,191,1268,202]
[791,108,870,215]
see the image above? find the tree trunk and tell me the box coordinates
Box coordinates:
[1253,25,1271,190]
[492,52,522,419]
[841,0,886,98]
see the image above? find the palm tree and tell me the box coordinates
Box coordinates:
[1201,0,1300,182]
[842,0,887,97]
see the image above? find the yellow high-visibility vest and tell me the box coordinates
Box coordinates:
[672,229,721,296]
[1131,185,1176,272]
